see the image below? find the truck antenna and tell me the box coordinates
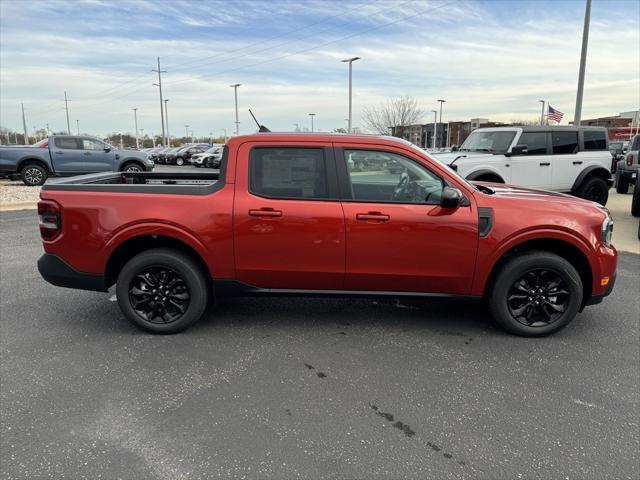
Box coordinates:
[249,109,271,132]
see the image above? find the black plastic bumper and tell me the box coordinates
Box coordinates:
[584,272,616,307]
[38,254,107,292]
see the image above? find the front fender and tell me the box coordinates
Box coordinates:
[465,167,505,182]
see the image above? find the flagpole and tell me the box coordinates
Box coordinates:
[574,0,591,126]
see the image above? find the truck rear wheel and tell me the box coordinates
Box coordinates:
[632,184,640,217]
[20,163,48,186]
[615,172,629,194]
[116,248,209,334]
[489,251,583,337]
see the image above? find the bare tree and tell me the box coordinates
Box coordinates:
[361,95,424,136]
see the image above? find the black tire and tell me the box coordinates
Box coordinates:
[175,157,185,166]
[122,161,144,173]
[489,251,583,337]
[632,184,640,217]
[615,172,629,194]
[20,163,48,186]
[575,176,609,205]
[116,248,209,334]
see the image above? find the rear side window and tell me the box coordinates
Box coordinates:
[250,147,328,200]
[552,132,579,154]
[583,130,607,150]
[518,132,548,155]
[54,137,81,149]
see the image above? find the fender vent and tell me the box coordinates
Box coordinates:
[478,207,493,237]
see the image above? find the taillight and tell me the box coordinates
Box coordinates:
[38,200,61,240]
[626,154,634,167]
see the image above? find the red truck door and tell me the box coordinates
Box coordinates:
[336,146,478,295]
[233,143,346,290]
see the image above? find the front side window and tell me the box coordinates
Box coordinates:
[250,147,328,199]
[552,131,579,154]
[518,132,548,155]
[54,137,81,149]
[583,130,607,150]
[459,130,516,153]
[343,149,443,204]
[82,138,105,150]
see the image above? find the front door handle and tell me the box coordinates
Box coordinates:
[356,212,390,222]
[539,162,551,166]
[54,151,64,154]
[573,161,583,165]
[249,208,282,218]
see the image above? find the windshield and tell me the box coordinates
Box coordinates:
[459,130,516,153]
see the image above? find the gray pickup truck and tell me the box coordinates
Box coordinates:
[0,135,154,186]
[615,134,639,194]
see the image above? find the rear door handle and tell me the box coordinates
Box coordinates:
[539,162,551,166]
[573,161,583,165]
[54,151,64,154]
[356,212,390,222]
[249,208,282,218]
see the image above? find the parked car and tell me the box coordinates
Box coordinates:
[157,147,180,164]
[615,134,639,194]
[0,135,153,186]
[435,126,613,205]
[192,145,225,168]
[171,145,209,165]
[37,133,616,337]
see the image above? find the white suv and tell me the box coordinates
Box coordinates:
[434,126,613,205]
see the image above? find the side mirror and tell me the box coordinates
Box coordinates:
[104,146,112,152]
[440,186,462,209]
[509,144,528,156]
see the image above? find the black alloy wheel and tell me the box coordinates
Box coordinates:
[129,266,190,325]
[506,269,569,327]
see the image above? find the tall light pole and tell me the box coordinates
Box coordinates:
[184,124,190,140]
[133,108,139,149]
[152,57,167,146]
[539,100,545,126]
[341,57,360,133]
[431,110,437,149]
[164,99,170,146]
[63,91,71,135]
[309,113,316,132]
[574,0,591,125]
[76,119,80,135]
[140,128,145,148]
[230,83,241,135]
[21,103,29,144]
[437,99,446,149]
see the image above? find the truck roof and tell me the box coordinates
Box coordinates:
[227,132,413,147]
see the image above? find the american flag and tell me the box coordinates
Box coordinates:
[548,105,564,123]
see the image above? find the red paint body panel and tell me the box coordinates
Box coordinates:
[39,133,616,301]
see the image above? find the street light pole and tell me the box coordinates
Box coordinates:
[76,119,80,135]
[184,125,190,141]
[431,110,437,149]
[341,57,360,133]
[21,103,30,144]
[63,91,71,135]
[164,99,170,146]
[309,113,316,132]
[230,84,241,135]
[574,0,591,126]
[538,100,545,126]
[437,99,446,149]
[140,128,145,148]
[152,57,167,146]
[133,108,139,149]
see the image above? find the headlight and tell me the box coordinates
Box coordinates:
[601,215,614,246]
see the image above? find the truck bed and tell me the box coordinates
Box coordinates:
[42,171,221,195]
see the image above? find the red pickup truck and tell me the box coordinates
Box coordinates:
[37,133,617,336]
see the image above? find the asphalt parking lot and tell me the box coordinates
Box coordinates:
[0,207,638,479]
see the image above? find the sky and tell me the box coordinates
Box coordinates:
[0,0,638,138]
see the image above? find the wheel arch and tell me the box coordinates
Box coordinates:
[466,169,505,183]
[481,237,593,309]
[17,157,51,172]
[571,166,611,192]
[119,158,145,170]
[104,233,211,289]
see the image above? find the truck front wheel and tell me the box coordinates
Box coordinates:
[488,251,583,337]
[116,248,209,334]
[20,164,48,186]
[615,171,629,194]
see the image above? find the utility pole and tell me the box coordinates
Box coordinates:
[133,108,139,149]
[76,119,80,135]
[431,110,437,149]
[140,128,145,148]
[64,91,71,134]
[309,113,316,132]
[574,0,591,125]
[152,57,167,146]
[341,57,360,133]
[164,99,170,146]
[21,103,29,144]
[539,100,545,125]
[184,124,190,140]
[437,99,446,149]
[230,84,241,135]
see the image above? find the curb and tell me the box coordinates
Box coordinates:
[0,202,37,212]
